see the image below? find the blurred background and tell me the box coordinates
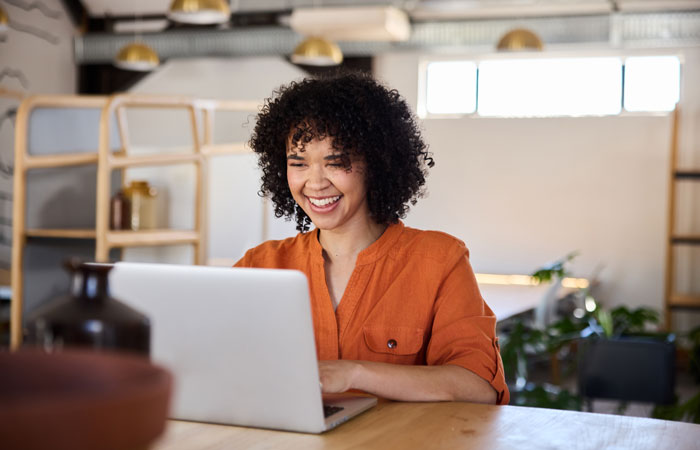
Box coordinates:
[1,0,699,419]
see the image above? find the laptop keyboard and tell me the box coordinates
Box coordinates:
[323,405,345,418]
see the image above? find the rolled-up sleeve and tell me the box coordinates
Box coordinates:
[426,244,510,405]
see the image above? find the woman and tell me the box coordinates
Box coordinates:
[236,73,509,405]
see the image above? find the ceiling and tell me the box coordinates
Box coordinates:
[74,0,700,65]
[79,0,700,19]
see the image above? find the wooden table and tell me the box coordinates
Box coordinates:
[151,400,700,450]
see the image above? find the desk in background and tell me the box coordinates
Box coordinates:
[480,283,561,322]
[152,400,700,450]
[477,272,588,322]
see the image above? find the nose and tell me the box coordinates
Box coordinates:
[306,164,330,191]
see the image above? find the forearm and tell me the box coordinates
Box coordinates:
[346,361,497,404]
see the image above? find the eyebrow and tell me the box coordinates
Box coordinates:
[286,153,344,161]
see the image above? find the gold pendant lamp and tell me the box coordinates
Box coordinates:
[497,28,544,51]
[291,37,343,67]
[114,42,160,72]
[168,0,231,25]
[114,4,160,72]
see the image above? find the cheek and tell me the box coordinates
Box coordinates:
[286,170,303,195]
[341,171,368,197]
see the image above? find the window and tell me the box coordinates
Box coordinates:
[624,56,680,112]
[422,55,681,118]
[425,61,477,114]
[478,58,622,117]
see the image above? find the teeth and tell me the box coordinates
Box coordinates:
[308,196,340,207]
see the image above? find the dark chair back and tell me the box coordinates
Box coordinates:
[578,337,675,405]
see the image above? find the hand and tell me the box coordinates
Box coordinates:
[318,360,359,394]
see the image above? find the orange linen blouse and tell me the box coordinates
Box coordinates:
[235,221,509,404]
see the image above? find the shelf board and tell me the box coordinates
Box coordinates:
[201,143,250,157]
[669,294,700,308]
[671,234,700,245]
[110,153,201,169]
[25,153,99,169]
[24,229,200,249]
[25,228,96,239]
[106,229,200,248]
[674,170,700,180]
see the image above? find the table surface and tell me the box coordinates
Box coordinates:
[151,400,700,450]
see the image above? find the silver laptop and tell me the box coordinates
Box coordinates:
[110,262,376,434]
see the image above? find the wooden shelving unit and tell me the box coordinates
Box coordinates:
[664,108,700,330]
[10,94,259,348]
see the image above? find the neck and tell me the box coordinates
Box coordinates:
[318,220,387,262]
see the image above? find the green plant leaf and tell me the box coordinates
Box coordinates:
[530,252,579,284]
[652,392,700,424]
[597,310,614,338]
[514,384,583,411]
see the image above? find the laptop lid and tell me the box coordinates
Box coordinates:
[110,262,329,433]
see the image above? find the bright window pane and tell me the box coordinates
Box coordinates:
[624,56,680,112]
[426,61,477,114]
[478,58,623,117]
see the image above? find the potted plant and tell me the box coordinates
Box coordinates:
[500,252,588,408]
[501,253,680,414]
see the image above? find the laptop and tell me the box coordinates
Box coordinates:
[109,262,377,434]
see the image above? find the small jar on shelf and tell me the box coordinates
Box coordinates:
[109,190,131,230]
[123,180,158,231]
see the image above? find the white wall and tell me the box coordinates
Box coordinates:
[0,0,76,95]
[0,0,76,268]
[375,48,700,325]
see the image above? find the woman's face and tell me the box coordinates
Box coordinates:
[286,136,371,233]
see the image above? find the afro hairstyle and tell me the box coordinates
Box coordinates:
[248,72,434,232]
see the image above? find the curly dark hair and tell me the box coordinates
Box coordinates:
[249,72,434,232]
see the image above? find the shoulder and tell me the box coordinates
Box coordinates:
[394,227,469,267]
[235,231,317,269]
[395,225,469,263]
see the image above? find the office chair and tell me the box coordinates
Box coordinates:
[578,336,676,409]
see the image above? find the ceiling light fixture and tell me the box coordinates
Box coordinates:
[168,0,231,25]
[291,37,343,67]
[114,3,160,72]
[114,41,160,71]
[289,6,410,42]
[496,28,544,51]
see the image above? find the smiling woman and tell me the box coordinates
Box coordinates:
[236,73,509,405]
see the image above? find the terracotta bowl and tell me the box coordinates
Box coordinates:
[0,349,172,450]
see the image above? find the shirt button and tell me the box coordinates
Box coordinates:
[387,339,397,349]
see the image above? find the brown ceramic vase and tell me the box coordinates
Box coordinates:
[24,260,150,356]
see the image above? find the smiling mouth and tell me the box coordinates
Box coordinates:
[307,195,342,208]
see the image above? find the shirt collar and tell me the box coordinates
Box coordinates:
[356,220,404,265]
[309,221,405,266]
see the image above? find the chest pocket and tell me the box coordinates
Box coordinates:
[363,326,424,356]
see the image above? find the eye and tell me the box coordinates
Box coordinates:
[288,162,305,167]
